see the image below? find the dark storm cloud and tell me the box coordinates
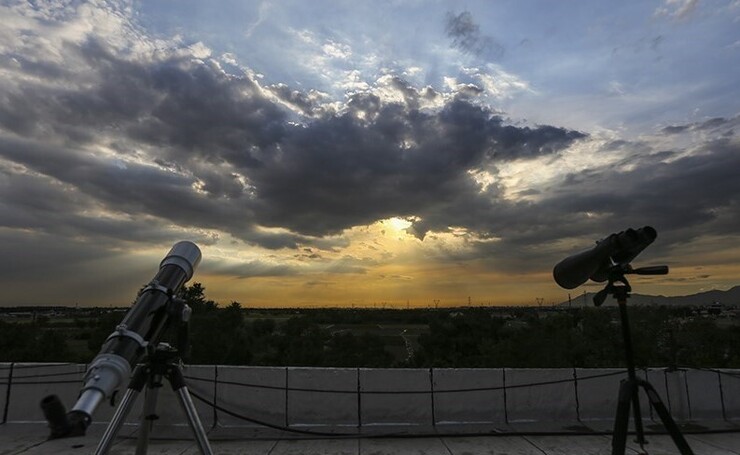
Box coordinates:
[381,76,448,110]
[247,96,584,236]
[445,11,505,60]
[454,137,740,271]
[3,7,738,285]
[0,24,584,259]
[452,83,485,99]
[266,83,325,116]
[0,166,217,246]
[0,136,228,227]
[363,124,740,276]
[4,28,586,246]
[0,38,286,165]
[0,135,332,251]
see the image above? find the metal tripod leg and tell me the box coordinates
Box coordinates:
[94,366,148,455]
[639,380,694,455]
[167,366,214,455]
[611,378,694,455]
[611,379,635,455]
[94,358,212,455]
[600,268,691,455]
[135,375,162,455]
[630,383,646,448]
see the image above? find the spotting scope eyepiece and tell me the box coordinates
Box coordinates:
[41,241,201,438]
[553,226,657,290]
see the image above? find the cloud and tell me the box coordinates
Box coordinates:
[445,11,504,60]
[0,2,587,251]
[246,95,585,237]
[0,228,165,305]
[463,66,531,99]
[660,116,736,135]
[211,259,300,279]
[244,1,271,39]
[266,83,329,116]
[654,0,700,20]
[1,1,739,303]
[390,128,740,276]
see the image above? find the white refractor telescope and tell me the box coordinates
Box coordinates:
[41,241,201,438]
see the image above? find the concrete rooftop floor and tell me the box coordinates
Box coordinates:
[1,424,739,455]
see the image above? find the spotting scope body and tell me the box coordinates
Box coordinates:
[41,241,201,438]
[553,226,657,290]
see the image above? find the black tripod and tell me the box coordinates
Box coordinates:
[594,265,693,455]
[93,330,213,454]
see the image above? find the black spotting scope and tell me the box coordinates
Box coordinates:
[41,241,201,438]
[553,226,657,290]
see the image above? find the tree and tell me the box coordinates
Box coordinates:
[181,283,218,313]
[189,301,252,365]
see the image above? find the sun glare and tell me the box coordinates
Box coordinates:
[386,217,412,231]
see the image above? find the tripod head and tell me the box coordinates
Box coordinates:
[592,263,669,306]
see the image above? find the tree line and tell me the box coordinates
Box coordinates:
[1,283,739,369]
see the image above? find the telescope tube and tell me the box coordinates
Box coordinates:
[42,241,201,436]
[553,226,656,289]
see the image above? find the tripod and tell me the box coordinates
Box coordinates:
[594,266,693,455]
[93,343,213,455]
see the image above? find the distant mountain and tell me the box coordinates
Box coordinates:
[557,285,740,307]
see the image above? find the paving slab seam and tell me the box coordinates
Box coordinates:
[265,436,281,455]
[437,436,455,455]
[519,435,549,455]
[600,433,644,455]
[7,439,48,455]
[687,434,740,454]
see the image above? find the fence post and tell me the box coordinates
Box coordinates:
[683,369,692,421]
[429,368,436,428]
[284,367,289,428]
[2,363,13,424]
[717,370,727,421]
[502,368,508,424]
[357,368,362,430]
[212,364,219,427]
[573,367,582,423]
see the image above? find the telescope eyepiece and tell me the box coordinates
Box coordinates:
[41,395,71,438]
[41,395,89,439]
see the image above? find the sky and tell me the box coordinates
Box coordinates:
[1,0,739,308]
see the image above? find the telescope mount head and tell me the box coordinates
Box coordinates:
[592,263,669,307]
